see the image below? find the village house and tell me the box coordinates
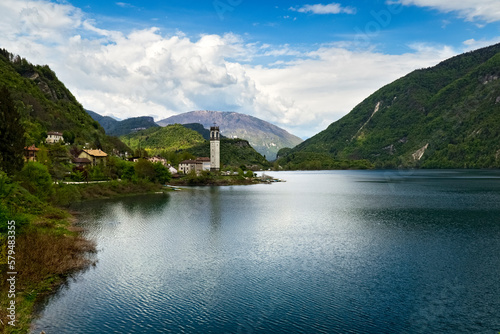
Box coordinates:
[178,157,211,174]
[196,157,211,171]
[72,157,91,168]
[78,149,108,166]
[148,156,168,166]
[178,160,197,174]
[46,131,64,144]
[24,145,39,162]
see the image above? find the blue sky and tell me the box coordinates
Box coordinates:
[1,0,500,138]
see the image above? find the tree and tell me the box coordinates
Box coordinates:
[16,162,53,200]
[153,162,172,184]
[63,130,75,144]
[134,159,155,181]
[0,86,26,175]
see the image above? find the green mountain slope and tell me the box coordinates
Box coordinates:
[121,124,270,169]
[187,138,271,169]
[0,49,127,153]
[120,124,206,152]
[278,43,500,169]
[87,109,159,136]
[0,49,113,149]
[157,110,303,160]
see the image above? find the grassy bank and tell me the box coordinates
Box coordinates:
[51,179,164,206]
[0,170,257,333]
[0,176,167,334]
[0,195,95,334]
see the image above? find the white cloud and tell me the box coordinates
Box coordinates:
[247,44,455,137]
[462,37,500,50]
[290,2,356,15]
[0,0,460,138]
[116,2,135,9]
[393,0,500,22]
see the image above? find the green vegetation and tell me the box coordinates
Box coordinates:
[157,110,303,160]
[122,124,271,170]
[278,43,500,169]
[0,48,175,334]
[121,124,206,155]
[186,138,271,170]
[0,159,170,333]
[0,170,96,334]
[0,86,25,176]
[0,49,129,154]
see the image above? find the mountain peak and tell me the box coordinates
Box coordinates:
[157,110,302,160]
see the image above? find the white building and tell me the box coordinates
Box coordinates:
[210,126,220,171]
[178,157,211,174]
[46,131,64,144]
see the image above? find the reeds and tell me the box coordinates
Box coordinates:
[0,229,96,333]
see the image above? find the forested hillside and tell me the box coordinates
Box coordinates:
[121,124,270,169]
[278,43,500,169]
[0,49,128,154]
[120,124,206,153]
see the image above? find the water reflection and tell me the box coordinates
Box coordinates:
[32,171,500,334]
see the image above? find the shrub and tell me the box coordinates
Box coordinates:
[134,159,155,181]
[153,162,172,184]
[16,162,53,200]
[89,165,107,181]
[52,183,82,207]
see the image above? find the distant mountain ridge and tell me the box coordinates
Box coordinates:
[157,110,303,160]
[86,110,159,136]
[277,43,500,169]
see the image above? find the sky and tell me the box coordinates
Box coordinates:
[1,1,500,138]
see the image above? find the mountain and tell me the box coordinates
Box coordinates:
[87,109,159,136]
[120,124,270,169]
[0,48,128,153]
[277,43,500,169]
[157,110,303,160]
[86,110,119,132]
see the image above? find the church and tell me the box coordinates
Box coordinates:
[210,125,220,171]
[179,125,220,174]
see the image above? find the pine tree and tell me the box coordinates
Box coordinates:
[0,86,26,175]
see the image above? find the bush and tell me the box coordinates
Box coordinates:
[52,183,82,207]
[0,171,13,200]
[134,159,155,181]
[71,170,86,182]
[153,162,172,184]
[121,164,135,181]
[89,165,107,181]
[16,162,53,200]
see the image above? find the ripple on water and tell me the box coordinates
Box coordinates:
[31,171,500,333]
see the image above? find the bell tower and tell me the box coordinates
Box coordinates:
[210,125,220,171]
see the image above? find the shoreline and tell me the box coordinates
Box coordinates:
[1,175,272,334]
[1,176,261,334]
[0,180,169,334]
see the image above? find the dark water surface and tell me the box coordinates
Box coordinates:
[31,170,500,333]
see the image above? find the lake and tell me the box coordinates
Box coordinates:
[31,170,500,333]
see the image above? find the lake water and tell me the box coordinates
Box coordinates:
[31,170,500,333]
